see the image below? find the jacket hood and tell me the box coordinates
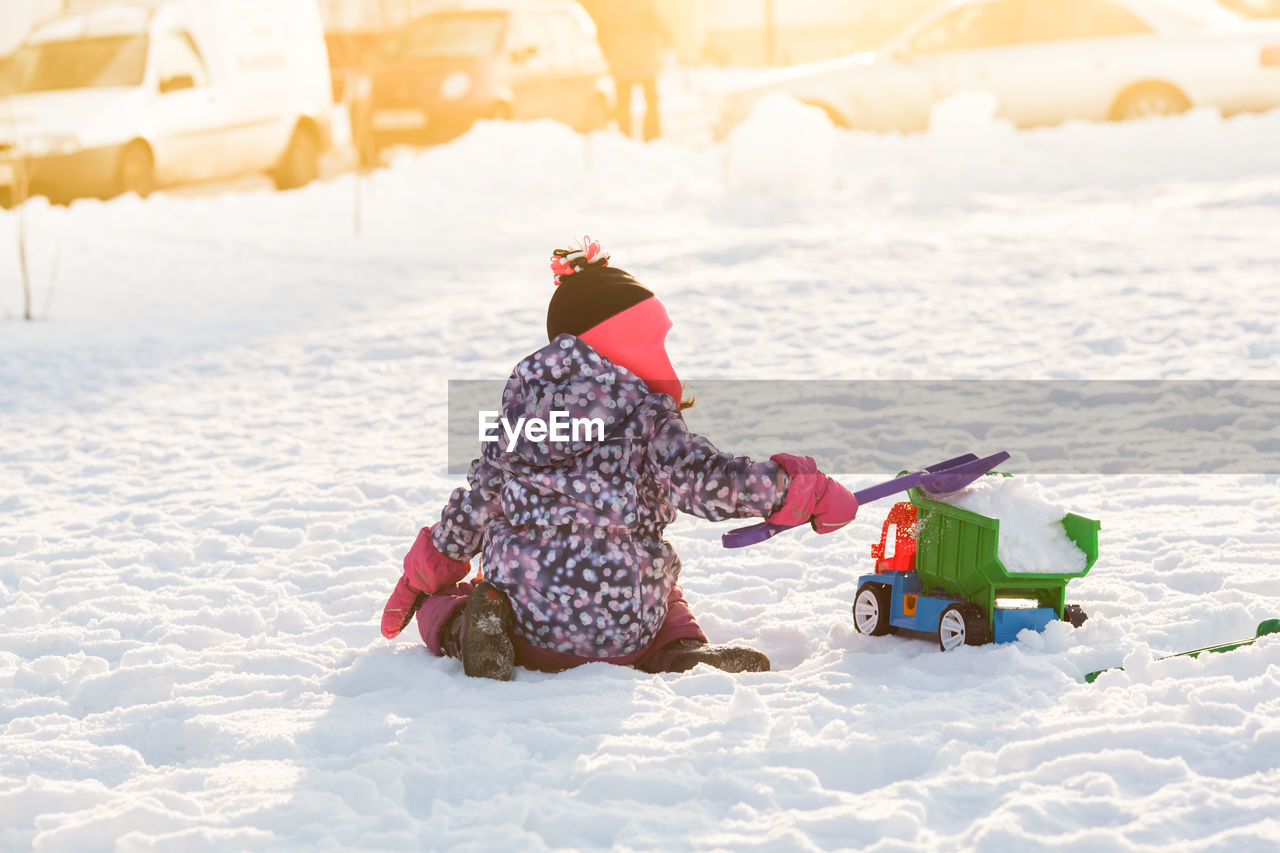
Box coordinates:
[490,334,655,467]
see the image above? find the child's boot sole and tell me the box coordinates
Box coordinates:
[462,582,516,681]
[668,645,770,674]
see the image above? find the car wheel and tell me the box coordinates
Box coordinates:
[273,124,319,190]
[1112,84,1190,121]
[117,141,154,198]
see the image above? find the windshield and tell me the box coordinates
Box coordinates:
[384,13,508,60]
[909,2,1022,53]
[0,35,148,95]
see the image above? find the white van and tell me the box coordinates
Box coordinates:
[0,0,334,204]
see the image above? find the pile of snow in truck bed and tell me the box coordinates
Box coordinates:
[937,475,1089,575]
[3,98,1280,852]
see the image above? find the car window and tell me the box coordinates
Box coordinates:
[542,11,587,68]
[0,34,147,94]
[1142,0,1233,29]
[549,9,594,66]
[154,31,208,87]
[1018,0,1152,42]
[388,12,508,60]
[507,9,554,69]
[1089,1,1153,35]
[505,9,537,56]
[564,5,605,62]
[910,1,1024,54]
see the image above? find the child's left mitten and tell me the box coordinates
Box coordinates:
[767,453,859,534]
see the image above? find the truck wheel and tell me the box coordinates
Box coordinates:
[274,124,319,190]
[938,604,988,651]
[117,141,154,198]
[853,584,893,636]
[1064,604,1088,628]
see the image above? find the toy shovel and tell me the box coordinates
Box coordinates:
[720,451,1011,549]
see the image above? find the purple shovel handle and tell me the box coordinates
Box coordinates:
[719,471,929,549]
[716,521,797,549]
[720,451,1010,549]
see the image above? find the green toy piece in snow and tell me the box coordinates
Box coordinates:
[1084,619,1280,683]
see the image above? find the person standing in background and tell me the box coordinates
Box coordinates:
[578,0,671,141]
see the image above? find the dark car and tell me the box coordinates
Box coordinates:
[368,0,613,147]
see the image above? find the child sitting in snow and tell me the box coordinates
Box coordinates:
[380,238,859,679]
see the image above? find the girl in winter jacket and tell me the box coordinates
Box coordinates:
[380,239,858,679]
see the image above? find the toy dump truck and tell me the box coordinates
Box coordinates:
[853,482,1100,651]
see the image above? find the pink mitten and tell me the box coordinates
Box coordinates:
[767,453,859,534]
[381,526,471,639]
[381,575,426,640]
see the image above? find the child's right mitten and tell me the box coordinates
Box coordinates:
[380,526,471,639]
[767,453,859,534]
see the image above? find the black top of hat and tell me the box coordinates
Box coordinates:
[546,263,653,341]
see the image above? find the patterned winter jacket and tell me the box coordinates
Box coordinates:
[432,334,788,658]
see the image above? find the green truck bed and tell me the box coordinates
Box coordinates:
[908,482,1100,631]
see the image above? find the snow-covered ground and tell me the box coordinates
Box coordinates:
[2,99,1279,851]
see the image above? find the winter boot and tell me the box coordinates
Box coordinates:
[664,638,770,674]
[461,581,516,681]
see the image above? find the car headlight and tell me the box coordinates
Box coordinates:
[440,71,471,102]
[21,134,81,157]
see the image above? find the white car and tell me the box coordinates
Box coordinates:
[0,0,334,206]
[716,0,1280,135]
